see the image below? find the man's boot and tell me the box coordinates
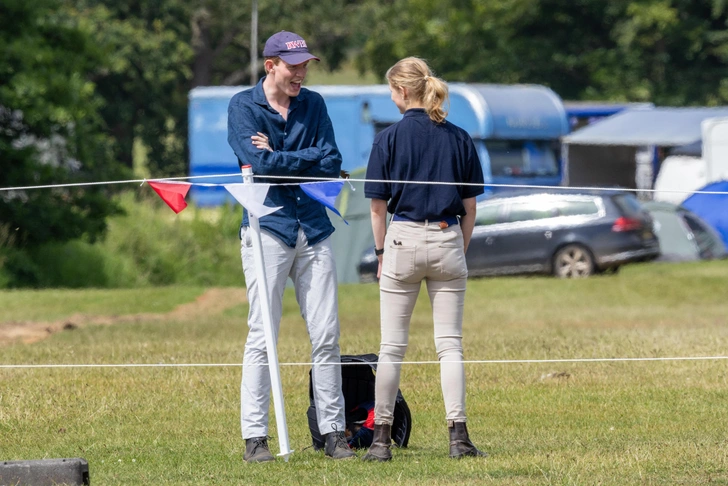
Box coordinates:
[324,430,356,459]
[362,423,392,462]
[244,436,275,463]
[448,421,487,459]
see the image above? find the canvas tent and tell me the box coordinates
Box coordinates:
[563,108,728,147]
[642,201,727,261]
[562,107,728,189]
[329,170,373,284]
[681,180,728,248]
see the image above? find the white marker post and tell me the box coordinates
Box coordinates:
[241,165,293,462]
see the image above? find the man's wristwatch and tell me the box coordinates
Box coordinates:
[375,248,384,256]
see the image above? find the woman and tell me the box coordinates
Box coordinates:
[362,57,486,461]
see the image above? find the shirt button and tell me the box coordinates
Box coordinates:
[297,197,300,201]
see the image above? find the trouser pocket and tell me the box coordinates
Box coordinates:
[434,243,468,279]
[381,224,419,282]
[431,228,467,279]
[383,243,416,281]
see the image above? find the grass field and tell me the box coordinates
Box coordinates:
[1,261,727,485]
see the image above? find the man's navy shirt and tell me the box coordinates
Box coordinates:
[227,78,342,247]
[364,109,485,219]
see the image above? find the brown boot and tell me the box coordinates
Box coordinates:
[448,421,487,459]
[361,423,392,462]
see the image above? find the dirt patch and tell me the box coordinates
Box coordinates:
[0,288,247,346]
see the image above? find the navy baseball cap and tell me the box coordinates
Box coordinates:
[263,31,320,65]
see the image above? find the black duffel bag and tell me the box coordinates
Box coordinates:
[306,353,412,450]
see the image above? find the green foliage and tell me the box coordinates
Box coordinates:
[0,191,244,289]
[354,0,728,106]
[66,0,194,177]
[30,240,139,288]
[4,0,728,291]
[185,0,365,87]
[59,0,365,179]
[0,0,126,250]
[101,191,244,287]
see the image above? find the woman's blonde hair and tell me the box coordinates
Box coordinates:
[386,57,449,124]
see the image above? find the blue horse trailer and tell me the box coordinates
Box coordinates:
[187,83,570,206]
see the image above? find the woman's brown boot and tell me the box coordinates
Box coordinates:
[362,423,392,462]
[448,421,487,459]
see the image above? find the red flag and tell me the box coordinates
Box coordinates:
[148,181,192,213]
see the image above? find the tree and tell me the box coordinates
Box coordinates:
[354,0,728,106]
[64,0,364,178]
[0,0,124,251]
[189,0,364,87]
[67,0,194,177]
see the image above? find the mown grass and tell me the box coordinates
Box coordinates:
[1,261,727,485]
[0,287,206,323]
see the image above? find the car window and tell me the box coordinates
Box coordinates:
[506,201,559,223]
[475,203,502,226]
[682,213,719,258]
[611,194,644,217]
[557,200,599,216]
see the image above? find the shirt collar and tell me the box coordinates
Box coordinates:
[252,78,268,107]
[403,108,427,118]
[252,76,304,112]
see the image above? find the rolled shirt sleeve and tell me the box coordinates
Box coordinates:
[227,97,322,175]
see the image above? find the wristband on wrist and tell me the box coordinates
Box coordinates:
[375,248,384,256]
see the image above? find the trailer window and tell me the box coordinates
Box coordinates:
[485,141,559,178]
[374,122,394,135]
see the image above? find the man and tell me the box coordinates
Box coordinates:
[227,31,355,462]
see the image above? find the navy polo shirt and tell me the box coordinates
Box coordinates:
[227,78,342,248]
[364,109,485,219]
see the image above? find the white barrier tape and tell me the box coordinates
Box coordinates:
[2,173,728,196]
[251,174,728,196]
[0,173,242,192]
[2,355,728,369]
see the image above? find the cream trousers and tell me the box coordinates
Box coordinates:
[374,220,469,425]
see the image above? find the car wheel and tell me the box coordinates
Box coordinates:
[553,244,594,278]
